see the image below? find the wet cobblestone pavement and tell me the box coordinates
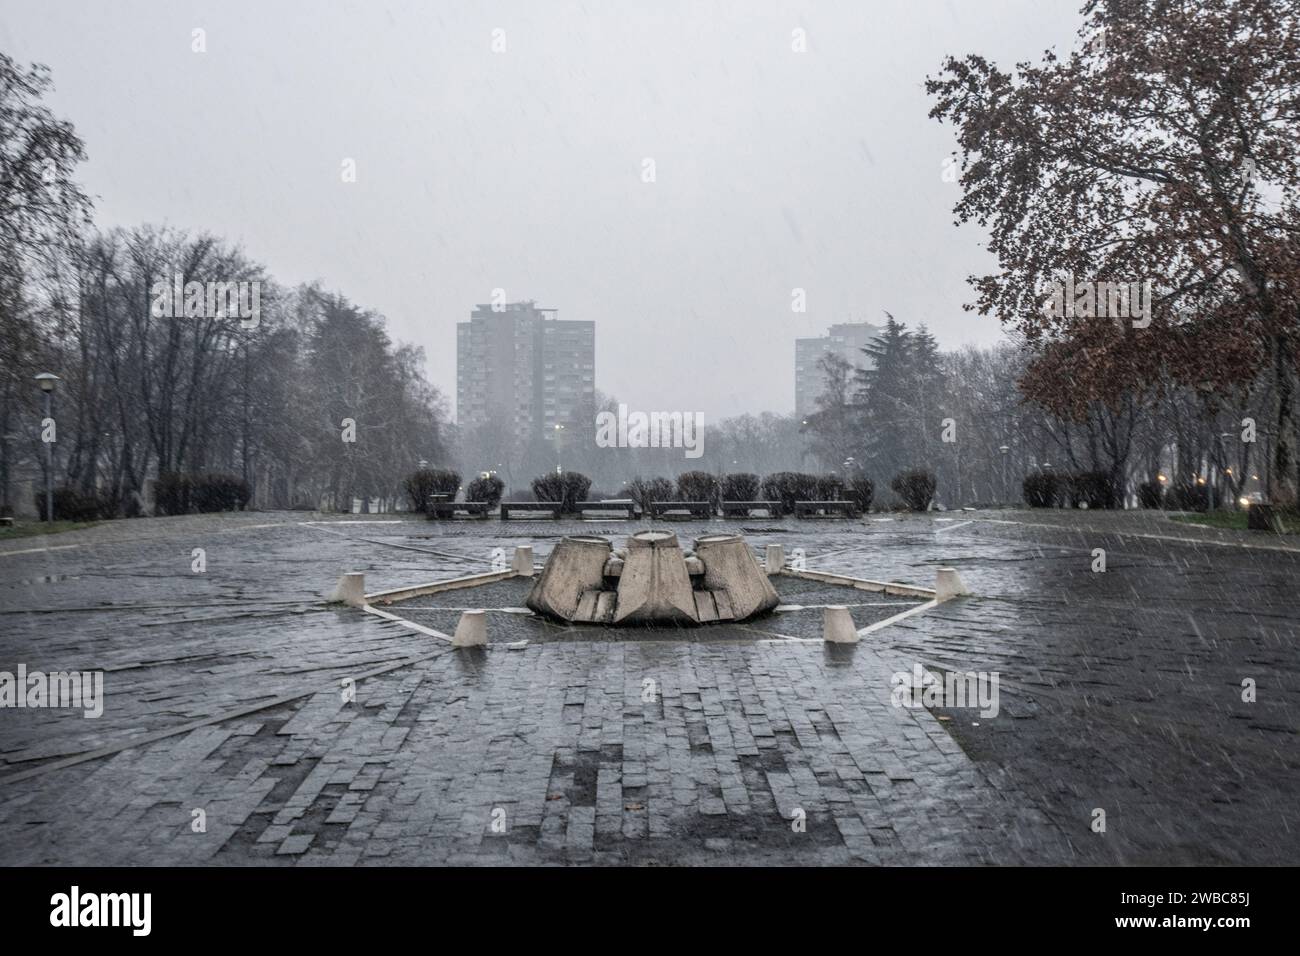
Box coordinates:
[0,510,1296,865]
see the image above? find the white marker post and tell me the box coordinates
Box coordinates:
[823,605,858,643]
[452,609,488,647]
[935,567,969,602]
[330,573,366,607]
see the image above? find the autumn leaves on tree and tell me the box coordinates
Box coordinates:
[927,0,1300,503]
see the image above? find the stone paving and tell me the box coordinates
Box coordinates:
[0,509,1296,865]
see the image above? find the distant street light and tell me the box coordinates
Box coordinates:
[554,423,565,474]
[35,373,60,523]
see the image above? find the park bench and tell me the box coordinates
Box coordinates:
[794,500,860,518]
[500,501,563,520]
[648,501,714,519]
[576,500,638,519]
[428,500,492,520]
[720,500,783,517]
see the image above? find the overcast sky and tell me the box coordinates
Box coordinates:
[1,0,1085,419]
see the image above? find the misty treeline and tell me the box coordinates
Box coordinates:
[460,397,811,497]
[6,227,453,515]
[1,54,454,516]
[803,314,1273,508]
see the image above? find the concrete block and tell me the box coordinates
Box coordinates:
[823,605,858,643]
[695,533,780,621]
[452,609,487,647]
[935,567,969,602]
[614,531,698,625]
[765,544,784,573]
[512,545,534,576]
[575,589,601,622]
[526,535,612,621]
[329,573,366,607]
[694,591,720,623]
[593,590,617,622]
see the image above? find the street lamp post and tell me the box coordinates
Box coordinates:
[35,373,60,523]
[999,445,1010,505]
[554,423,565,474]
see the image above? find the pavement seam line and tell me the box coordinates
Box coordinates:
[0,644,448,786]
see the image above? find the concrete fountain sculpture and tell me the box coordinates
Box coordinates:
[526,530,779,626]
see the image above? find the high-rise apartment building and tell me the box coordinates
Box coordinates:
[794,322,882,417]
[456,301,595,451]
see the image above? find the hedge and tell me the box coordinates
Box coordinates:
[404,468,461,513]
[890,469,937,511]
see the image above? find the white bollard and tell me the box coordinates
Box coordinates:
[512,545,534,577]
[452,609,488,647]
[330,572,366,607]
[766,544,785,573]
[823,605,859,644]
[935,567,969,602]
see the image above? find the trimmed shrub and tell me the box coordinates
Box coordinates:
[465,474,504,506]
[532,471,592,513]
[531,474,562,504]
[619,476,675,511]
[814,474,845,501]
[676,470,719,504]
[157,472,250,515]
[531,473,564,505]
[1166,482,1210,512]
[1068,471,1119,509]
[564,472,593,510]
[404,468,460,513]
[190,474,251,513]
[719,472,760,501]
[156,471,192,516]
[1022,470,1063,508]
[761,472,820,514]
[890,469,937,512]
[846,474,874,513]
[1137,481,1163,509]
[34,486,109,522]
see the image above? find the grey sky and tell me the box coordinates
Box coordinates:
[1,0,1084,420]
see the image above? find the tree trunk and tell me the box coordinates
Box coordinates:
[1272,333,1297,506]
